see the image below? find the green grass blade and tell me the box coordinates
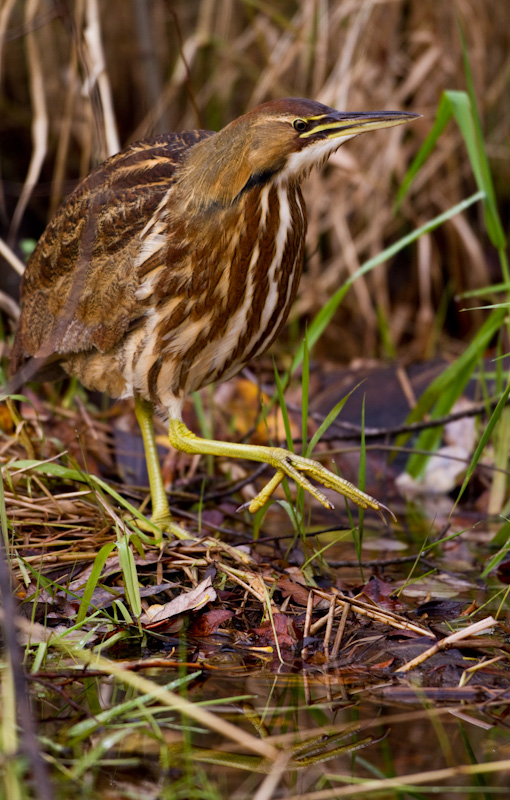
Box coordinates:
[273,361,294,452]
[400,307,506,477]
[302,334,310,456]
[445,90,484,187]
[290,191,485,376]
[376,303,396,359]
[482,525,510,578]
[459,282,510,299]
[446,91,506,251]
[0,463,9,551]
[307,384,363,456]
[67,674,200,742]
[396,73,505,253]
[452,380,510,514]
[193,389,214,476]
[116,531,142,618]
[356,395,366,561]
[458,24,507,251]
[75,541,117,625]
[6,460,84,481]
[395,92,454,209]
[110,598,135,625]
[405,374,472,478]
[465,302,510,311]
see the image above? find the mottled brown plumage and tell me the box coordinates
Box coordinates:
[12,98,418,535]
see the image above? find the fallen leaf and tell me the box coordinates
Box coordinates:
[188,609,234,635]
[277,577,313,607]
[253,613,298,647]
[141,576,217,626]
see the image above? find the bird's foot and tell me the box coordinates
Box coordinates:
[237,447,395,522]
[167,419,394,522]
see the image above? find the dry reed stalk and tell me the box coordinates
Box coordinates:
[1,1,508,356]
[8,0,48,246]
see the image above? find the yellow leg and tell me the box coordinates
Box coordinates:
[168,418,394,522]
[134,398,191,539]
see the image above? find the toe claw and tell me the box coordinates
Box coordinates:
[373,500,397,524]
[238,448,394,521]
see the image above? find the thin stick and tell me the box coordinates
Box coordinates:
[8,0,48,245]
[397,617,498,673]
[84,0,119,156]
[311,589,434,638]
[0,237,25,278]
[322,595,336,659]
[301,588,314,661]
[330,601,350,659]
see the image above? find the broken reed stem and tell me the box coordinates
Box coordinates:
[322,597,336,659]
[330,601,350,659]
[397,616,498,673]
[311,589,434,638]
[301,588,315,661]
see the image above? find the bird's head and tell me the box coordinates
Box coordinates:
[179,98,419,209]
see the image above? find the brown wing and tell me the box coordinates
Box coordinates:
[11,129,214,372]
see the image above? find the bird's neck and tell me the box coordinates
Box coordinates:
[175,130,288,211]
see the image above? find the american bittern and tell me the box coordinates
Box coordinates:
[11,98,417,536]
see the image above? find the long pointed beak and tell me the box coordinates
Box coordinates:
[300,110,420,139]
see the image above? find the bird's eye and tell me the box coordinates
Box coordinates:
[292,118,308,132]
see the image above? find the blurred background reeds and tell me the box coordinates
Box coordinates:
[1,0,508,365]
